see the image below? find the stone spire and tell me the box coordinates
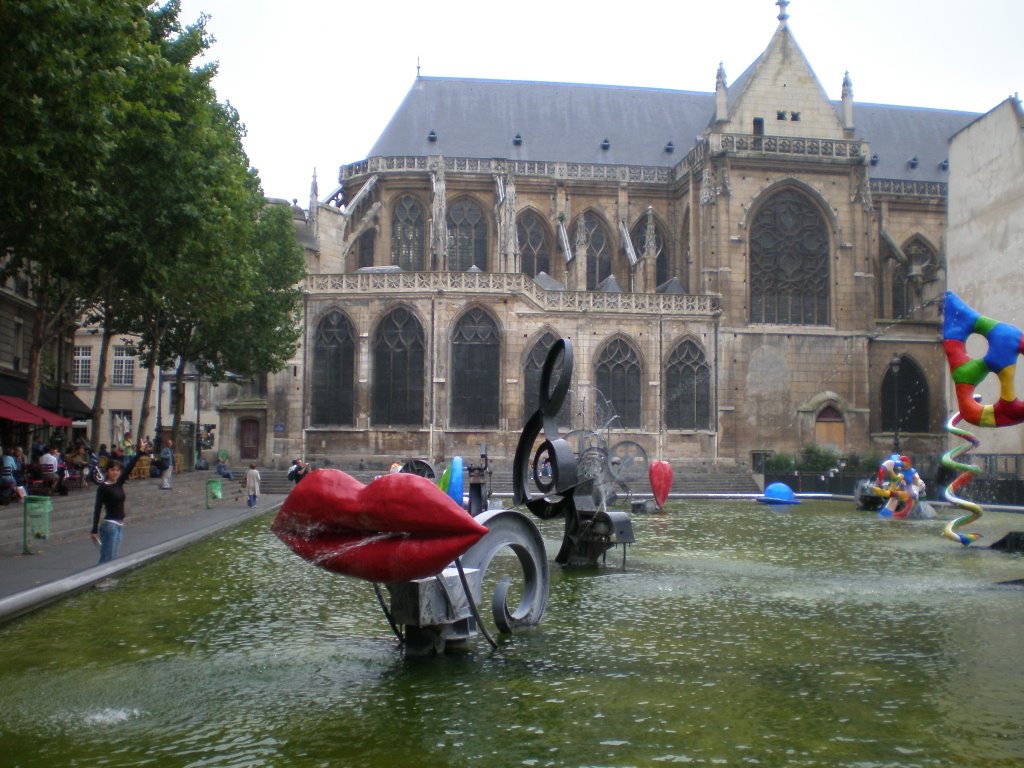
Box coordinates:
[841,71,855,132]
[715,62,728,124]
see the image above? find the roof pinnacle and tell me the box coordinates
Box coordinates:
[776,0,790,23]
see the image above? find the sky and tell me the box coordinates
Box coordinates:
[176,0,1022,204]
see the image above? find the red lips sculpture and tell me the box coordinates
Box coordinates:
[649,460,673,509]
[272,468,488,583]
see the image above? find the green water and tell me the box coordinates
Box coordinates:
[0,500,1022,767]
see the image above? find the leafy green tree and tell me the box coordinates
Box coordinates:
[0,0,151,404]
[87,1,218,441]
[138,101,304,446]
[2,1,304,451]
[213,203,305,377]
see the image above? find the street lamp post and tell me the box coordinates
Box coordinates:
[891,354,902,454]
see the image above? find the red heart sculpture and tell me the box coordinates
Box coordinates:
[272,468,488,583]
[649,460,673,508]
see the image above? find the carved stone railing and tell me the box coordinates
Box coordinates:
[869,178,948,199]
[342,156,673,185]
[306,271,720,316]
[713,133,865,160]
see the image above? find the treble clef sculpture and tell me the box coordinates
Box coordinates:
[513,338,635,566]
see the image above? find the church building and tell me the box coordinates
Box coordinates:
[254,3,977,474]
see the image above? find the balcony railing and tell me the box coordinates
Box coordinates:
[342,156,674,185]
[306,271,720,316]
[713,133,866,160]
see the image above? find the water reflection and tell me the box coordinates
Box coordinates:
[0,499,1021,767]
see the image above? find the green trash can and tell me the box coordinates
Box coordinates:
[23,496,51,552]
[206,478,223,509]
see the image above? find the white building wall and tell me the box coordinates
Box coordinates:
[947,97,1024,453]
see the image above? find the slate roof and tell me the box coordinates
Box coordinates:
[369,78,715,169]
[367,76,978,184]
[852,103,978,183]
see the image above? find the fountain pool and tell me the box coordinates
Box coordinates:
[0,499,1021,767]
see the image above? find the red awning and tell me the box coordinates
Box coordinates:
[0,396,72,427]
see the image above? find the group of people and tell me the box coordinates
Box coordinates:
[90,441,264,563]
[5,441,80,497]
[5,432,282,565]
[287,457,312,485]
[1,445,29,501]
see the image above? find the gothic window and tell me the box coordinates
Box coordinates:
[892,237,937,319]
[372,307,425,426]
[450,308,500,428]
[665,340,711,430]
[571,212,612,290]
[311,310,356,426]
[391,196,424,271]
[749,189,830,324]
[595,338,641,428]
[631,217,667,286]
[517,210,551,278]
[448,198,488,271]
[881,355,929,435]
[523,331,572,427]
[357,228,375,269]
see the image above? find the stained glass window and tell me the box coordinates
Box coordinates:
[595,338,641,428]
[523,331,572,427]
[450,308,500,428]
[881,355,929,434]
[448,198,488,271]
[391,196,424,271]
[311,311,356,426]
[665,340,711,429]
[749,189,829,324]
[517,210,551,278]
[571,212,612,290]
[372,307,425,426]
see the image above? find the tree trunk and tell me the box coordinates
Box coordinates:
[136,346,157,443]
[90,325,114,447]
[25,286,49,406]
[172,356,189,453]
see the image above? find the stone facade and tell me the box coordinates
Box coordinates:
[249,17,973,473]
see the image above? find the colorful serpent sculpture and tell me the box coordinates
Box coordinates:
[940,292,1024,545]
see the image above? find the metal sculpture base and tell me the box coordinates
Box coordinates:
[557,484,634,567]
[387,567,484,655]
[512,338,637,569]
[382,508,549,655]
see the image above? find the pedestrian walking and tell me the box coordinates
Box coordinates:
[244,463,261,508]
[159,439,174,489]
